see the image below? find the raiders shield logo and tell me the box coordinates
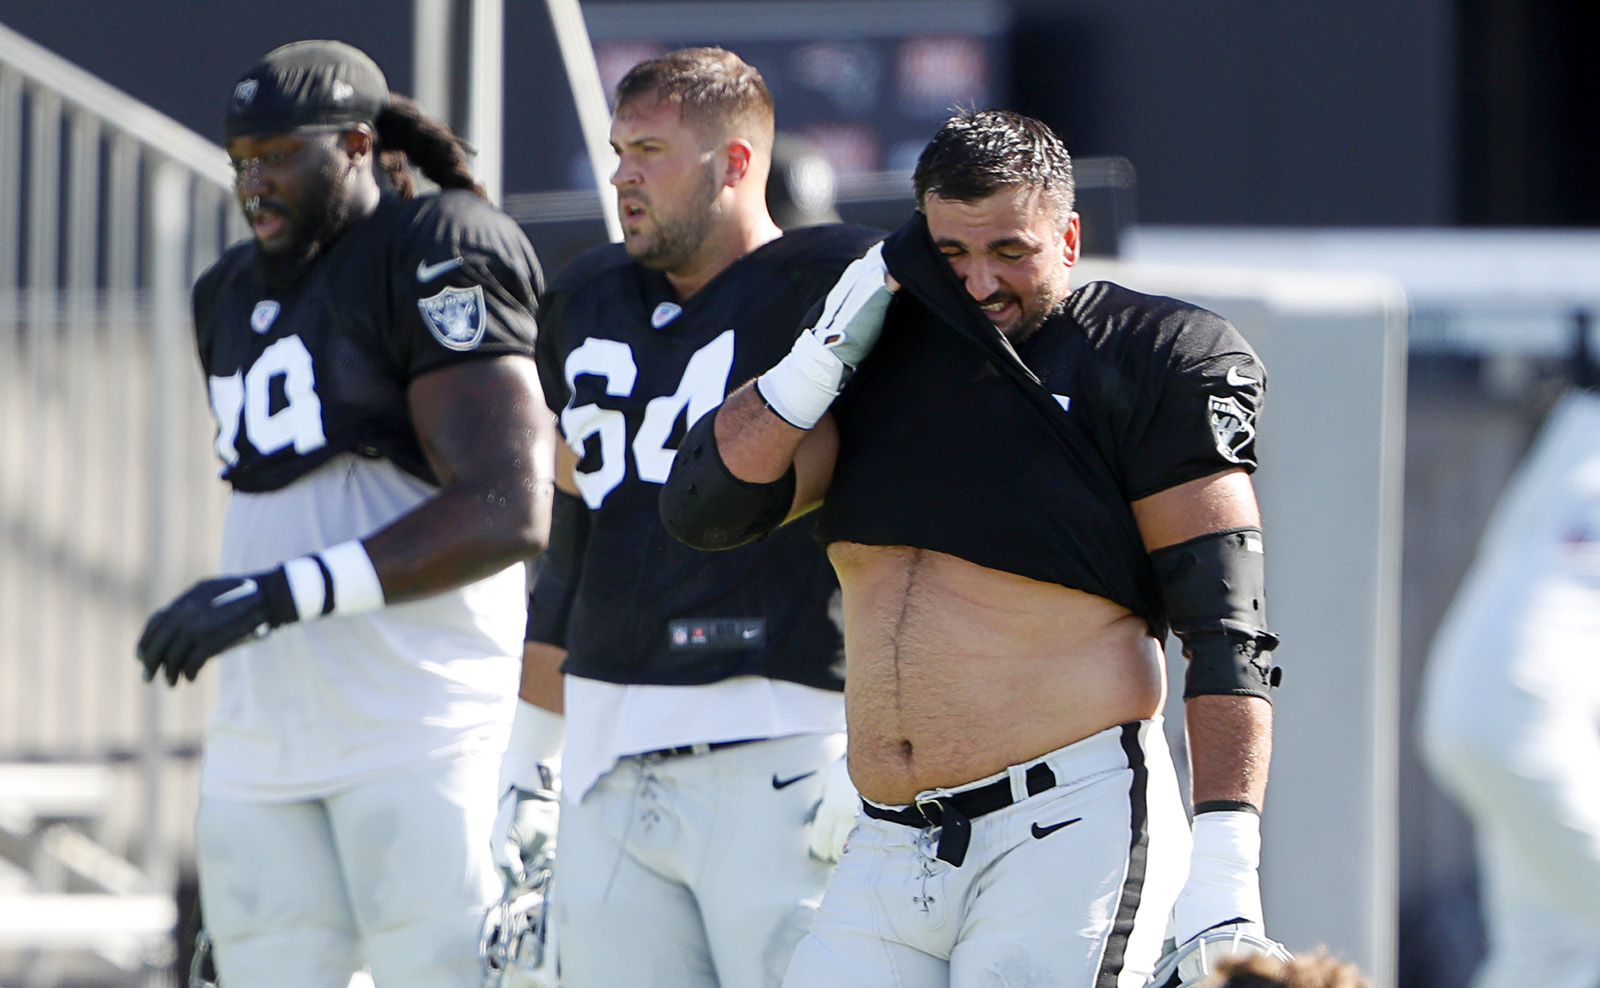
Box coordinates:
[1208,394,1256,463]
[418,285,487,351]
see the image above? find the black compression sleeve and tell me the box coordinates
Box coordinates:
[526,488,588,645]
[659,412,795,551]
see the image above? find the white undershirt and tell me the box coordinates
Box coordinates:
[561,675,847,800]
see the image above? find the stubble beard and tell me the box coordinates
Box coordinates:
[252,159,352,292]
[1002,283,1070,344]
[625,162,722,273]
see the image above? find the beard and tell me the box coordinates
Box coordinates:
[623,162,722,272]
[984,280,1069,344]
[250,158,352,292]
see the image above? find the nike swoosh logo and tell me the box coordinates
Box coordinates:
[772,771,817,790]
[1225,366,1258,387]
[416,257,465,282]
[1031,817,1082,839]
[210,578,258,608]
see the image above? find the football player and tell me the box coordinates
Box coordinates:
[490,47,880,988]
[665,109,1288,987]
[136,40,552,988]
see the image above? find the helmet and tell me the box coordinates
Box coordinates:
[189,928,219,988]
[1148,926,1294,987]
[479,856,558,988]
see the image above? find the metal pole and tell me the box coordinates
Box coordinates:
[545,0,621,242]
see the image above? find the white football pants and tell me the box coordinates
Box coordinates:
[1421,390,1600,988]
[555,731,846,988]
[782,720,1189,988]
[195,753,502,988]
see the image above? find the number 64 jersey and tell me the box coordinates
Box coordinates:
[188,189,543,800]
[533,224,882,692]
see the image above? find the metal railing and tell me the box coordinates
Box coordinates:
[0,18,245,985]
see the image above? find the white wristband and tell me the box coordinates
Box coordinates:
[1190,809,1262,871]
[281,539,385,622]
[756,331,847,430]
[501,699,564,792]
[1175,809,1265,940]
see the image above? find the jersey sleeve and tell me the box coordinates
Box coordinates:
[1122,307,1266,500]
[387,193,542,379]
[533,286,572,415]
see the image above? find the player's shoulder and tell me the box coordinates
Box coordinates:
[754,223,885,275]
[546,241,637,298]
[1067,280,1250,362]
[193,241,256,310]
[383,190,536,262]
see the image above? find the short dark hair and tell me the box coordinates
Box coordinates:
[913,109,1075,226]
[613,47,775,153]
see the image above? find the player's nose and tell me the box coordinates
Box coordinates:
[962,258,1000,301]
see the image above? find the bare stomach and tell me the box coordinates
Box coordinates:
[828,542,1166,805]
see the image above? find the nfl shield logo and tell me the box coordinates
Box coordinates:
[1208,394,1257,463]
[233,79,258,109]
[418,285,487,351]
[250,300,280,334]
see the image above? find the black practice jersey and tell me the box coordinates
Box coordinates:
[193,190,542,492]
[533,224,883,689]
[817,216,1265,639]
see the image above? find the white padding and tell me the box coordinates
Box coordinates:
[281,556,328,621]
[317,539,385,615]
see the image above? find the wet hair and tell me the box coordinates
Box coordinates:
[1215,950,1376,988]
[913,108,1075,228]
[374,92,486,200]
[613,47,774,153]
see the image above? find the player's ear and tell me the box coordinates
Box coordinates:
[1061,211,1082,268]
[339,125,375,164]
[722,139,755,187]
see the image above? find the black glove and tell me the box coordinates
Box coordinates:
[137,569,299,686]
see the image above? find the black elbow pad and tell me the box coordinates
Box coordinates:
[1150,526,1282,701]
[660,412,795,551]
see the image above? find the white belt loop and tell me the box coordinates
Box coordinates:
[1007,763,1030,803]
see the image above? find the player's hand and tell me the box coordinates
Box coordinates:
[493,778,560,885]
[805,753,860,862]
[136,570,298,687]
[493,701,566,885]
[758,242,896,429]
[809,242,895,369]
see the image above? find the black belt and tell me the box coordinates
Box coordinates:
[861,761,1057,867]
[635,738,759,762]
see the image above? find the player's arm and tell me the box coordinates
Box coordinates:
[493,444,580,883]
[137,354,555,686]
[661,244,893,549]
[367,354,555,596]
[1132,467,1281,957]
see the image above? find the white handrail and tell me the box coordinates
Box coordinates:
[0,18,230,187]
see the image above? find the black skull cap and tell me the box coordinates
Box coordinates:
[224,39,388,140]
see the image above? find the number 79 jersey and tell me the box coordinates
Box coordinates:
[193,190,543,493]
[534,224,882,690]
